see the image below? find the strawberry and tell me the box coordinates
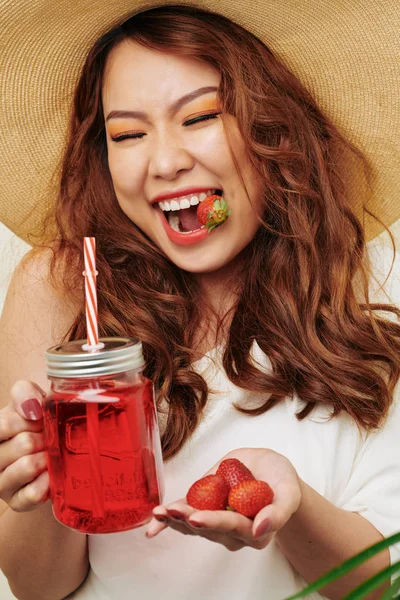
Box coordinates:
[187,474,229,511]
[196,194,231,232]
[228,480,274,518]
[216,458,255,490]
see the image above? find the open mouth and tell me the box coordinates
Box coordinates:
[157,189,223,234]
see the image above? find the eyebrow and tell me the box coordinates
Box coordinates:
[105,86,219,122]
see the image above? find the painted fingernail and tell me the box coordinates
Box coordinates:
[254,519,272,539]
[168,509,185,521]
[188,520,204,529]
[21,398,43,421]
[154,515,168,523]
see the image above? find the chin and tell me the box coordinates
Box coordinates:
[173,254,238,275]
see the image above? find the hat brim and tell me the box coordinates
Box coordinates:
[1,0,399,242]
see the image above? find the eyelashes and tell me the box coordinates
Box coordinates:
[183,112,221,127]
[110,112,221,143]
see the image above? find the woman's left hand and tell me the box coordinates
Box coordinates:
[146,448,302,551]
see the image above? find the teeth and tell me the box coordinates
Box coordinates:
[170,200,180,211]
[168,214,180,231]
[179,226,206,234]
[158,189,218,212]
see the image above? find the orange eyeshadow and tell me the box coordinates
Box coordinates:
[183,98,220,116]
[107,120,138,137]
[107,98,220,137]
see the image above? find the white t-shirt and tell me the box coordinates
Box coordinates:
[68,341,400,600]
[69,241,400,600]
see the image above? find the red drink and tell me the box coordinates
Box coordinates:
[44,338,164,534]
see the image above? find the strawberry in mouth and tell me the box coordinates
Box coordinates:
[158,189,225,234]
[156,188,232,246]
[196,194,231,232]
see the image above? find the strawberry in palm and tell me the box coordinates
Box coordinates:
[228,480,274,518]
[197,194,231,232]
[216,458,255,490]
[187,474,229,510]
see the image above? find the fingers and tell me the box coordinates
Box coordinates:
[0,450,48,509]
[146,516,168,538]
[252,480,302,539]
[183,508,271,549]
[9,380,45,423]
[186,508,253,540]
[148,502,202,539]
[9,469,50,512]
[0,381,49,512]
[0,408,44,444]
[150,501,196,533]
[147,501,271,551]
[0,430,45,472]
[145,449,302,550]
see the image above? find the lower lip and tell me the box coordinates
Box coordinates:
[156,207,210,246]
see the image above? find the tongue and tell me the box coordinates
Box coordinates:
[179,205,203,232]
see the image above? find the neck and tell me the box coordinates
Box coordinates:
[188,257,243,355]
[194,258,241,315]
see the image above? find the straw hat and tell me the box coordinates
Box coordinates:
[0,0,399,243]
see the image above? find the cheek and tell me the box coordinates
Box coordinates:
[190,124,233,172]
[107,148,144,198]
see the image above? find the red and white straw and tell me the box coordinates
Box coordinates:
[83,237,104,351]
[82,236,105,517]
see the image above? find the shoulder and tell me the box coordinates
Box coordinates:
[0,245,81,392]
[4,245,80,323]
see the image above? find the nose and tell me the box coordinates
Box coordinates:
[148,128,195,180]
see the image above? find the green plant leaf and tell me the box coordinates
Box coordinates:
[380,573,400,600]
[342,561,400,599]
[284,532,400,599]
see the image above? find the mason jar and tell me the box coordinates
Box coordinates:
[43,337,164,534]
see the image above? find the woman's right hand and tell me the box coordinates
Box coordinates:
[0,380,49,512]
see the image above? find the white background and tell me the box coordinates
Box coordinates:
[0,223,30,597]
[0,219,400,599]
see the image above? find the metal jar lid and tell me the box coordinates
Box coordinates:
[46,337,145,378]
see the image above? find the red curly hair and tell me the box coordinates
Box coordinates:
[43,5,400,459]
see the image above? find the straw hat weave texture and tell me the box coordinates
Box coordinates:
[0,0,399,242]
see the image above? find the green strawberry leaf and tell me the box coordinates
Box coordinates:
[213,199,222,210]
[283,532,400,599]
[220,199,229,211]
[204,199,231,232]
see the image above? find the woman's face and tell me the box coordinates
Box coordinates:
[102,41,263,274]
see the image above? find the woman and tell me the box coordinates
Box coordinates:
[0,3,400,600]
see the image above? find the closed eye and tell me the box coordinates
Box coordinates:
[111,132,145,142]
[183,112,221,126]
[110,112,221,142]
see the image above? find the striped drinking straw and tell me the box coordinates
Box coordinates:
[82,237,104,351]
[82,236,104,518]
